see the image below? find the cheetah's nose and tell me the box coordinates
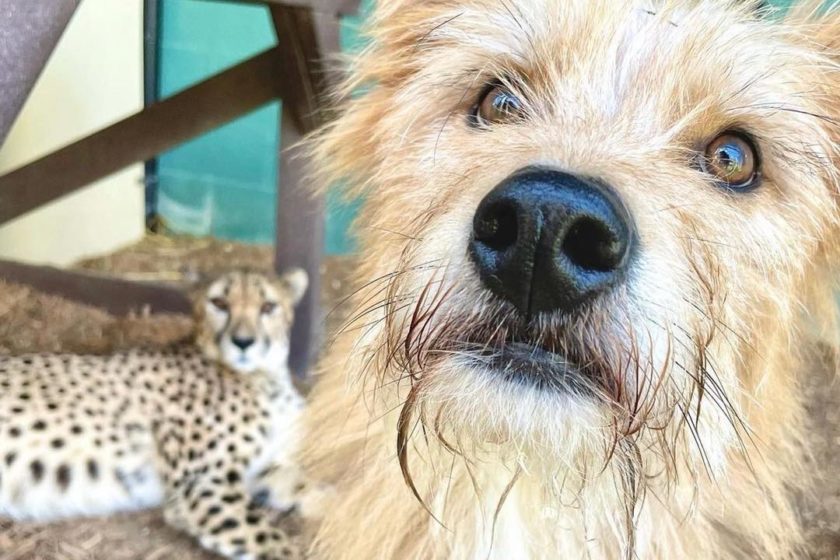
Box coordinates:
[469,166,635,317]
[231,336,256,351]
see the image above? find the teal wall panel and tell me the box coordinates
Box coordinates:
[156,0,372,253]
[157,0,279,244]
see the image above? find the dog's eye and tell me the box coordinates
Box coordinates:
[260,302,277,315]
[209,297,229,312]
[702,132,759,190]
[473,84,525,127]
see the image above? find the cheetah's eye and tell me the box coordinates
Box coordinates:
[260,302,277,315]
[471,83,526,128]
[702,131,760,190]
[209,297,229,312]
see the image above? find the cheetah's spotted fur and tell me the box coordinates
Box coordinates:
[0,269,310,560]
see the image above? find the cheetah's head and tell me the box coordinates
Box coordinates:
[194,269,308,374]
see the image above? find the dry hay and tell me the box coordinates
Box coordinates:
[0,235,352,560]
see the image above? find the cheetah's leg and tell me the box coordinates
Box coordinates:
[254,463,334,520]
[163,468,301,560]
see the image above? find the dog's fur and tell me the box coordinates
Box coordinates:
[302,1,840,558]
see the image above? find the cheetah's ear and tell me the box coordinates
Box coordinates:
[279,268,309,306]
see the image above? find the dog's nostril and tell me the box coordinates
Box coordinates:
[474,202,518,250]
[562,217,626,272]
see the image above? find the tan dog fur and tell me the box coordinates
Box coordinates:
[303,1,840,558]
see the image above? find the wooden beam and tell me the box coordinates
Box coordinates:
[214,0,362,16]
[335,0,362,17]
[0,260,192,316]
[0,47,285,226]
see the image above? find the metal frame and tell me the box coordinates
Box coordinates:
[143,0,162,225]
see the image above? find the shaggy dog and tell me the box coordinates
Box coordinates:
[302,1,840,558]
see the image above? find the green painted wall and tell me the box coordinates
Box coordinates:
[156,0,372,253]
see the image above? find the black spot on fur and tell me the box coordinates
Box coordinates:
[221,493,243,504]
[87,459,99,480]
[210,518,240,535]
[184,479,197,500]
[226,470,241,484]
[30,460,44,482]
[51,438,65,449]
[57,464,71,490]
[4,452,16,466]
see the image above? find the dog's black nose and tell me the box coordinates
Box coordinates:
[231,336,256,351]
[469,167,634,316]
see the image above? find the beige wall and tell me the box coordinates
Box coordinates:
[0,0,145,266]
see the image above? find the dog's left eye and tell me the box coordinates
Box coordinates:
[702,132,759,190]
[472,84,525,127]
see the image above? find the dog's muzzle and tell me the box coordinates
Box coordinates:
[469,166,636,317]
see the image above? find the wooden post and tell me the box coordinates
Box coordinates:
[270,3,340,377]
[276,107,324,377]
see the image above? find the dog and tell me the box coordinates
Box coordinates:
[301,1,840,558]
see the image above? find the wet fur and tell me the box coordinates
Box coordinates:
[302,1,840,558]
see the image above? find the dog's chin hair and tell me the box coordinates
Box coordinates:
[366,273,742,557]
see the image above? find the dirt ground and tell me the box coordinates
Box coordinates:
[0,235,838,559]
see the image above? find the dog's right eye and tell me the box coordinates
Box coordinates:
[472,84,525,127]
[701,132,760,191]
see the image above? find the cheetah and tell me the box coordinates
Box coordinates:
[0,269,309,560]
